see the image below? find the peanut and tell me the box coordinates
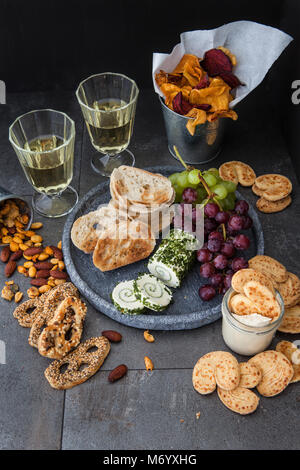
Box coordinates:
[38,253,49,261]
[24,230,35,237]
[14,292,23,303]
[9,241,19,252]
[38,284,51,294]
[57,241,62,249]
[50,258,59,264]
[31,222,43,230]
[13,236,23,244]
[24,261,34,268]
[31,235,43,243]
[2,236,13,244]
[58,261,65,270]
[44,246,54,256]
[17,266,27,274]
[144,356,154,372]
[27,287,39,298]
[28,266,37,278]
[19,243,29,251]
[54,279,66,285]
[144,330,155,343]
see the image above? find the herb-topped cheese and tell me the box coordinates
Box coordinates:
[148,229,196,287]
[111,280,145,315]
[133,273,172,311]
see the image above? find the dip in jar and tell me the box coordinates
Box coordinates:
[222,288,284,356]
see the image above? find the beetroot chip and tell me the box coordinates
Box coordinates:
[219,72,243,89]
[194,104,211,111]
[172,92,193,115]
[194,74,210,89]
[200,48,232,76]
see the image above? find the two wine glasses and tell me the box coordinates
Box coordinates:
[9,73,139,218]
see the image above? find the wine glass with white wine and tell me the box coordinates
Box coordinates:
[9,109,78,218]
[76,72,139,176]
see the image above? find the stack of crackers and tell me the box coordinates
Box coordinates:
[71,166,175,271]
[252,174,292,213]
[248,255,300,333]
[193,349,295,415]
[219,161,292,213]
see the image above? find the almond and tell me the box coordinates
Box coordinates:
[30,278,48,287]
[108,364,128,383]
[36,269,50,278]
[0,246,11,263]
[34,261,53,270]
[50,269,67,279]
[102,330,122,342]
[5,260,16,277]
[9,249,23,261]
[49,245,63,260]
[23,247,43,257]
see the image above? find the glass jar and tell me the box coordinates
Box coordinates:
[222,288,285,356]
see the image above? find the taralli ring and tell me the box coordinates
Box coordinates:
[44,336,110,390]
[37,296,87,359]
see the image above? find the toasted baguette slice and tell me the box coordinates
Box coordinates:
[110,165,173,207]
[71,205,126,254]
[93,220,155,272]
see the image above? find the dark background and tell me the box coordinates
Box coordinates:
[0,0,300,180]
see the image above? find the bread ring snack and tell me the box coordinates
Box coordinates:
[38,296,87,359]
[13,290,51,328]
[217,386,259,415]
[44,336,110,390]
[193,351,240,394]
[248,350,294,397]
[28,282,79,348]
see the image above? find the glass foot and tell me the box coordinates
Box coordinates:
[32,186,78,218]
[91,149,135,177]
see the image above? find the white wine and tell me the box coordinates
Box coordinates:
[22,135,74,195]
[84,99,134,155]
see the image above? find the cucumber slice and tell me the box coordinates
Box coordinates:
[133,273,172,312]
[112,280,145,315]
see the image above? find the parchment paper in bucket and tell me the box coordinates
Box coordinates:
[152,21,292,108]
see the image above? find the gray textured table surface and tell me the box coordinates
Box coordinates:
[0,86,299,450]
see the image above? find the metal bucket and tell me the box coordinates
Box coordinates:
[159,96,226,165]
[0,187,33,245]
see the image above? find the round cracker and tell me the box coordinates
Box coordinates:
[239,362,262,388]
[255,174,292,202]
[276,341,300,383]
[248,255,288,284]
[276,272,300,308]
[243,281,280,318]
[217,386,259,415]
[230,293,259,316]
[231,268,275,295]
[234,162,256,186]
[248,350,294,397]
[256,196,292,213]
[252,184,264,196]
[219,162,238,184]
[193,351,240,395]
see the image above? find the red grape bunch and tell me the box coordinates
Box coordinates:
[198,199,252,301]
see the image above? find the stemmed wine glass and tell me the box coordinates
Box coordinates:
[76,72,139,177]
[9,109,78,218]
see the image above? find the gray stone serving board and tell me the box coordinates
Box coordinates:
[62,165,264,330]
